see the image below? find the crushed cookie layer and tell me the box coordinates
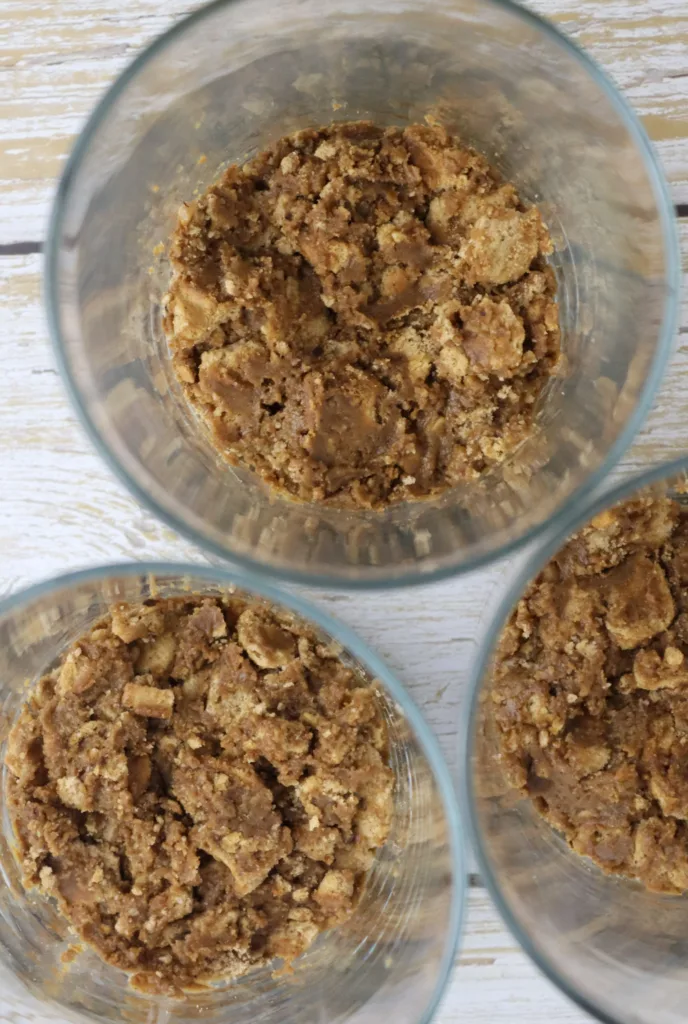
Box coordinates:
[164,121,560,509]
[6,596,393,994]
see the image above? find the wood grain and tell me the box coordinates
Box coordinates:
[0,0,687,245]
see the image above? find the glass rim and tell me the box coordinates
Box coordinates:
[461,453,688,1024]
[45,0,680,590]
[0,559,465,1024]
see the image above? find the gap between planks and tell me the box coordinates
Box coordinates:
[3,206,688,254]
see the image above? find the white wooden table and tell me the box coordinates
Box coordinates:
[1,1,687,1021]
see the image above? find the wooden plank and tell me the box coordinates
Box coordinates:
[535,0,688,206]
[450,889,585,1023]
[614,218,688,474]
[0,0,686,244]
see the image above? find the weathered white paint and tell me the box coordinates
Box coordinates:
[0,1,687,1020]
[0,0,687,243]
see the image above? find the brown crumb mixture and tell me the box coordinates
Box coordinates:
[164,121,560,509]
[490,494,688,894]
[5,597,393,994]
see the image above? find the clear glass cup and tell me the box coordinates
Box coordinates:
[0,564,463,1024]
[464,455,688,1024]
[46,0,679,587]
